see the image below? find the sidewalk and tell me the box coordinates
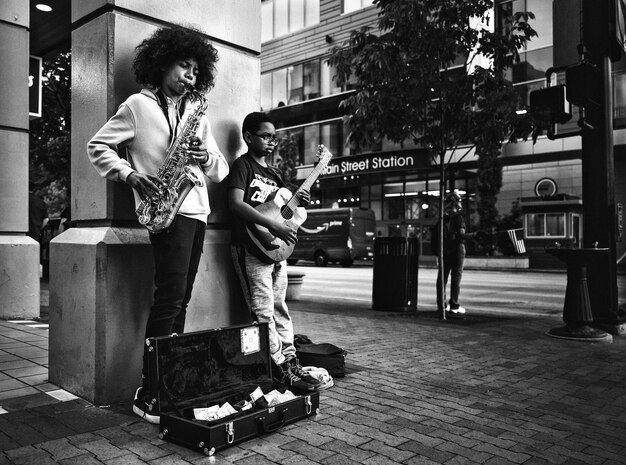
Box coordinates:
[0,286,625,464]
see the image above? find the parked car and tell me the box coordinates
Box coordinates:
[288,207,376,267]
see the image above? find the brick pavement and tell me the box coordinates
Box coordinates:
[1,295,626,464]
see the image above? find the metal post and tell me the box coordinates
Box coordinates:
[580,0,622,330]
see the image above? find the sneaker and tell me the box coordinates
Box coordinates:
[287,358,323,390]
[300,366,334,391]
[449,306,466,314]
[274,360,319,391]
[132,387,160,424]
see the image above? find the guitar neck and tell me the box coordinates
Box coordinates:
[285,151,329,211]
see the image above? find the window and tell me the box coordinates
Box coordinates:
[262,58,348,110]
[319,121,341,160]
[262,0,320,42]
[495,0,554,106]
[614,71,626,123]
[343,0,375,14]
[276,120,344,165]
[303,60,320,99]
[261,73,272,111]
[272,68,288,108]
[304,0,320,27]
[261,1,273,43]
[525,213,566,237]
[496,3,555,119]
[288,64,303,104]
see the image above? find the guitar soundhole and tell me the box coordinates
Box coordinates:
[280,205,294,220]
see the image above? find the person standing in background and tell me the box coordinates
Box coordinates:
[435,192,467,315]
[28,188,48,242]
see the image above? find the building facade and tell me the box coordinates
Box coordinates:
[260,0,626,266]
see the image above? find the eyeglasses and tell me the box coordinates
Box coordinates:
[252,133,279,144]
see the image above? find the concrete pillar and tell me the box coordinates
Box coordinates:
[49,0,260,405]
[0,2,40,319]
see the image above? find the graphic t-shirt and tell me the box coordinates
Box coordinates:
[228,153,286,255]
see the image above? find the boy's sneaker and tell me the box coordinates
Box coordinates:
[299,366,334,391]
[287,358,322,390]
[132,387,160,424]
[277,365,318,391]
[449,306,466,314]
[273,360,318,391]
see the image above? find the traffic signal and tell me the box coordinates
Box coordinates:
[583,0,623,62]
[565,63,601,108]
[529,85,572,124]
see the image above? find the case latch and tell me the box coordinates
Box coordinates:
[226,421,235,444]
[305,395,312,415]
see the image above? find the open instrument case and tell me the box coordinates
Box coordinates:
[143,323,320,456]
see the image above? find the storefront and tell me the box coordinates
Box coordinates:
[294,148,476,253]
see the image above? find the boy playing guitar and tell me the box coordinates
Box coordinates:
[228,112,331,392]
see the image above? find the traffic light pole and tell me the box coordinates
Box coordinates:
[581,0,623,331]
[581,55,620,329]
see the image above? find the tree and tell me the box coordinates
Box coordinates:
[328,0,536,317]
[29,51,71,216]
[276,136,300,192]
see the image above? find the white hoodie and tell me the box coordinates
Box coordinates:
[87,88,229,223]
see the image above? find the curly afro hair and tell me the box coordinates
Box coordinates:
[132,24,219,93]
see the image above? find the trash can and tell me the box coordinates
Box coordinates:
[372,237,418,312]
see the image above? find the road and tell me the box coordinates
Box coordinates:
[289,262,626,318]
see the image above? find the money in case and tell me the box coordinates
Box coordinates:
[143,323,320,456]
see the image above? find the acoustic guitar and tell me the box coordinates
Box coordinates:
[247,145,333,263]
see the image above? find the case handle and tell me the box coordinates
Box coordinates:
[258,408,288,433]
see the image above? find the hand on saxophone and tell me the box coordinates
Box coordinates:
[184,136,210,164]
[126,171,165,201]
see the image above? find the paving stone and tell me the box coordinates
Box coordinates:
[36,438,84,460]
[321,453,364,465]
[56,452,102,465]
[361,455,405,465]
[6,449,57,465]
[281,438,336,462]
[122,438,171,461]
[78,438,126,461]
[473,442,531,464]
[248,438,298,462]
[228,454,276,465]
[149,453,196,465]
[103,453,149,465]
[275,454,318,465]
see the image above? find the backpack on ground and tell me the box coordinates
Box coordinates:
[294,334,348,378]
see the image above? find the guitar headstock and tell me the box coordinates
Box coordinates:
[316,144,333,165]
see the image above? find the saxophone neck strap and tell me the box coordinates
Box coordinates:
[155,88,187,142]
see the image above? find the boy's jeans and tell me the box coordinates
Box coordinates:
[231,245,296,365]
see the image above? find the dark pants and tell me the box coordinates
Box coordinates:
[436,243,465,310]
[145,215,205,338]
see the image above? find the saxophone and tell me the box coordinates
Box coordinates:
[135,85,209,233]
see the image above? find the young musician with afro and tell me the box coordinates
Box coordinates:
[87,24,229,423]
